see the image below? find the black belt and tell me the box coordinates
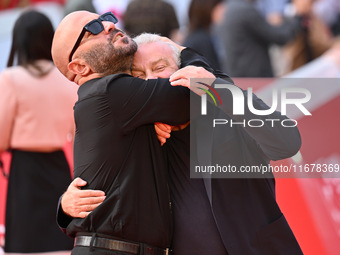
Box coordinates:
[74,235,171,255]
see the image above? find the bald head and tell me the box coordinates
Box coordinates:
[52,11,137,84]
[52,11,98,80]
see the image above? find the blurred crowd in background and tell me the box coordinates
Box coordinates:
[0,0,340,78]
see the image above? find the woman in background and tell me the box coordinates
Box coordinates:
[183,0,224,70]
[0,10,77,254]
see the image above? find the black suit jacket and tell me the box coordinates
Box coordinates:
[56,48,217,248]
[190,78,303,254]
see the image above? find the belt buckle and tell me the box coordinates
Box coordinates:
[165,248,169,255]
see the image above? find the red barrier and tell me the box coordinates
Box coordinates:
[276,95,340,255]
[0,152,10,248]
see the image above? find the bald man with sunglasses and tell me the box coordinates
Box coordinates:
[59,32,303,255]
[51,11,221,255]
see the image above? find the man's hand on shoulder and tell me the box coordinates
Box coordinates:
[61,177,106,218]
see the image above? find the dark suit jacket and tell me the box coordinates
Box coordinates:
[56,48,218,249]
[189,78,303,254]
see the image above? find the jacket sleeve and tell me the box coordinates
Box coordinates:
[211,78,301,161]
[181,47,301,160]
[181,47,302,159]
[112,49,233,134]
[108,75,190,134]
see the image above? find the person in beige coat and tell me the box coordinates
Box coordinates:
[0,10,77,255]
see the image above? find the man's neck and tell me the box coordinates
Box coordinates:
[76,69,132,86]
[76,73,102,86]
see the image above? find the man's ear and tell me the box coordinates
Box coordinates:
[68,59,91,77]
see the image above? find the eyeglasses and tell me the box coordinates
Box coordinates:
[68,12,118,62]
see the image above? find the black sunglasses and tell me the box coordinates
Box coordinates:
[68,12,118,62]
